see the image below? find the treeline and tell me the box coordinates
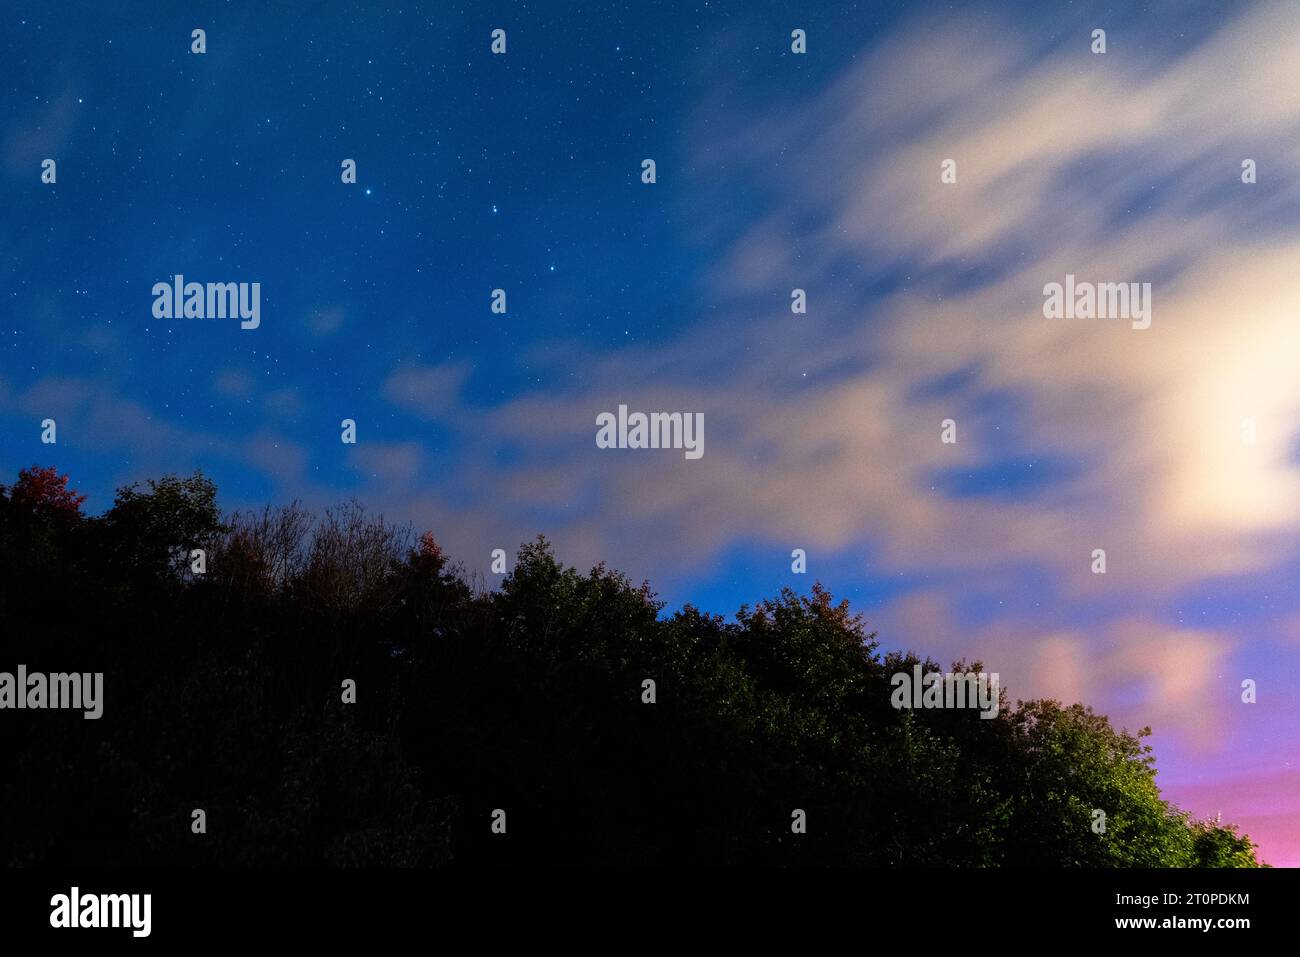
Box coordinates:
[0,466,1264,867]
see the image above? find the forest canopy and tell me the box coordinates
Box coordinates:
[0,466,1264,867]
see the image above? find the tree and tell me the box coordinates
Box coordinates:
[101,471,224,584]
[5,465,86,515]
[1000,701,1194,866]
[1189,818,1267,868]
[0,466,90,596]
[0,468,1267,868]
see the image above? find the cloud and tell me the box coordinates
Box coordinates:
[213,368,255,400]
[3,89,79,177]
[877,597,1237,753]
[392,3,1300,599]
[381,361,471,420]
[1104,621,1234,753]
[264,387,304,420]
[351,441,425,485]
[342,0,1300,641]
[308,306,346,337]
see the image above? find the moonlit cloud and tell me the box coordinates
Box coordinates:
[388,3,1300,596]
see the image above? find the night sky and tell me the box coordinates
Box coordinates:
[3,1,1298,864]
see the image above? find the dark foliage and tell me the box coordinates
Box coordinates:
[0,468,1264,867]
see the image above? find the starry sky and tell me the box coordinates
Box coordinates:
[3,1,1299,864]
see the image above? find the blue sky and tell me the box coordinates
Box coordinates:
[3,0,1299,862]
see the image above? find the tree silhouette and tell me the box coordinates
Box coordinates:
[0,467,1266,867]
